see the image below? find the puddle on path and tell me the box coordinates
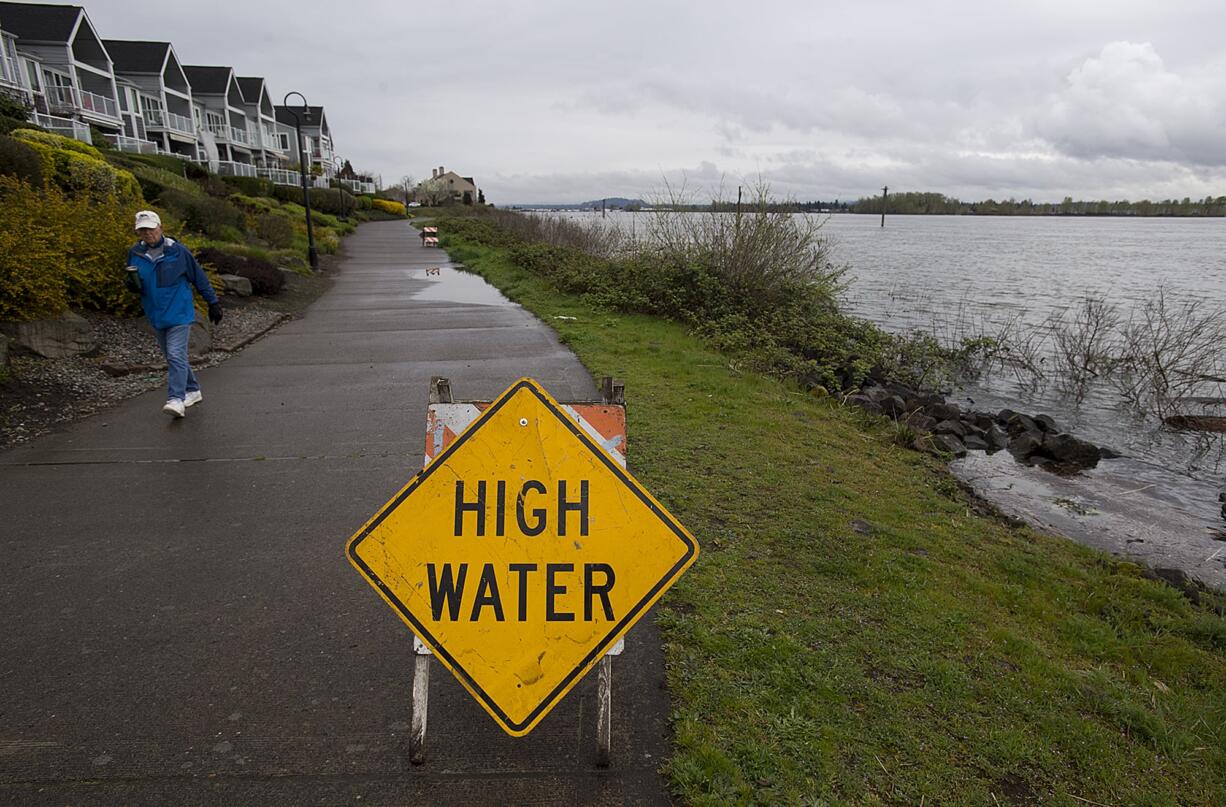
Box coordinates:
[953,450,1226,590]
[410,265,512,307]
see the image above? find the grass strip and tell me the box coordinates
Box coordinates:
[444,238,1226,806]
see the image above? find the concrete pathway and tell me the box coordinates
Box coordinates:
[0,222,672,806]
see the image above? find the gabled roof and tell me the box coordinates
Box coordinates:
[0,2,82,43]
[275,104,327,128]
[236,76,264,102]
[182,65,233,96]
[102,39,167,74]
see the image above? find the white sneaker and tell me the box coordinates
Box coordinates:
[184,390,203,407]
[163,399,185,418]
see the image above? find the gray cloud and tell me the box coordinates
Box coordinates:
[80,0,1226,203]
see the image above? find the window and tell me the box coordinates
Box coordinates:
[278,132,290,150]
[24,59,40,91]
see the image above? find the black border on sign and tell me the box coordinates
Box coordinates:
[347,378,698,734]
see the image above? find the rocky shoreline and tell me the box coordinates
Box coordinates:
[846,377,1111,473]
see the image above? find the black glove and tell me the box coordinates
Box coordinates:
[208,301,223,325]
[124,269,142,293]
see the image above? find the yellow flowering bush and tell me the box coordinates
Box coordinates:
[371,198,406,216]
[11,128,141,205]
[0,176,141,321]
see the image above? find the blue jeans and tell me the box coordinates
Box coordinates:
[154,323,199,402]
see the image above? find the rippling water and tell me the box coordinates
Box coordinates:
[824,214,1226,482]
[541,210,1226,584]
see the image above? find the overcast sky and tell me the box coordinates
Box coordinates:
[83,0,1226,204]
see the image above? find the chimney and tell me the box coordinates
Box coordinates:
[432,167,438,179]
[438,165,445,177]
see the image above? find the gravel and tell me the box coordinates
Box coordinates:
[0,304,290,450]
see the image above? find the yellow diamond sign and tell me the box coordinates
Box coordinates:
[346,378,698,736]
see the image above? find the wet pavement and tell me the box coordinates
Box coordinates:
[0,222,672,806]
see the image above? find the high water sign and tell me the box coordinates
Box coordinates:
[346,377,698,736]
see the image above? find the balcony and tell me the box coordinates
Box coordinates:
[216,160,257,178]
[257,167,301,187]
[46,85,118,121]
[144,108,194,135]
[32,112,92,143]
[104,134,158,154]
[337,178,377,195]
[206,122,251,147]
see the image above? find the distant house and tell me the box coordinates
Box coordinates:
[103,39,197,158]
[236,76,290,172]
[423,166,478,204]
[0,2,122,141]
[183,64,258,177]
[274,104,334,180]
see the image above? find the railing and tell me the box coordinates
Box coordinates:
[337,178,377,195]
[104,134,158,154]
[46,85,119,119]
[260,125,284,151]
[206,122,250,146]
[144,108,194,135]
[32,112,92,143]
[258,167,302,186]
[312,175,330,189]
[216,160,257,178]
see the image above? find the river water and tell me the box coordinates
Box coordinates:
[541,211,1226,586]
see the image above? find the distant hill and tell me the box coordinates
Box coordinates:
[509,198,647,210]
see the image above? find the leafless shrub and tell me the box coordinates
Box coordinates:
[488,208,628,258]
[640,179,847,303]
[1049,297,1122,401]
[1113,288,1226,417]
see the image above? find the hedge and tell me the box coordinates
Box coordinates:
[372,198,406,216]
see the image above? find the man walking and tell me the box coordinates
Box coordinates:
[125,210,223,418]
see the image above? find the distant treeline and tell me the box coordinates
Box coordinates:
[848,192,1226,217]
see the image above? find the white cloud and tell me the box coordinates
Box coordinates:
[1034,41,1226,165]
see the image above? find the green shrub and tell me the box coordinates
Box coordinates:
[156,188,246,238]
[129,164,199,200]
[255,212,294,248]
[0,134,44,188]
[0,95,31,134]
[356,194,373,210]
[0,175,140,320]
[195,246,285,295]
[221,175,274,197]
[271,184,355,216]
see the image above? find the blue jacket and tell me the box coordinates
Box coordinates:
[127,236,218,329]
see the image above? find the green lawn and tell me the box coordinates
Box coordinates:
[446,240,1226,806]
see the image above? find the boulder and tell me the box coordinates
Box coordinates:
[1008,430,1045,461]
[845,394,883,416]
[189,312,211,357]
[985,424,1010,451]
[997,408,1019,424]
[1005,412,1040,436]
[969,412,997,431]
[926,402,962,422]
[963,434,990,452]
[934,419,968,438]
[220,273,253,297]
[1099,446,1123,459]
[902,412,937,433]
[862,386,892,403]
[880,395,908,418]
[1,311,96,358]
[1034,413,1059,433]
[1042,432,1101,469]
[932,433,967,458]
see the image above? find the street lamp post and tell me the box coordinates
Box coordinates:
[283,91,319,271]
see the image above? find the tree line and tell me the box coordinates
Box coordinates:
[848,192,1226,217]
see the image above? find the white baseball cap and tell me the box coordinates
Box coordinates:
[134,210,162,230]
